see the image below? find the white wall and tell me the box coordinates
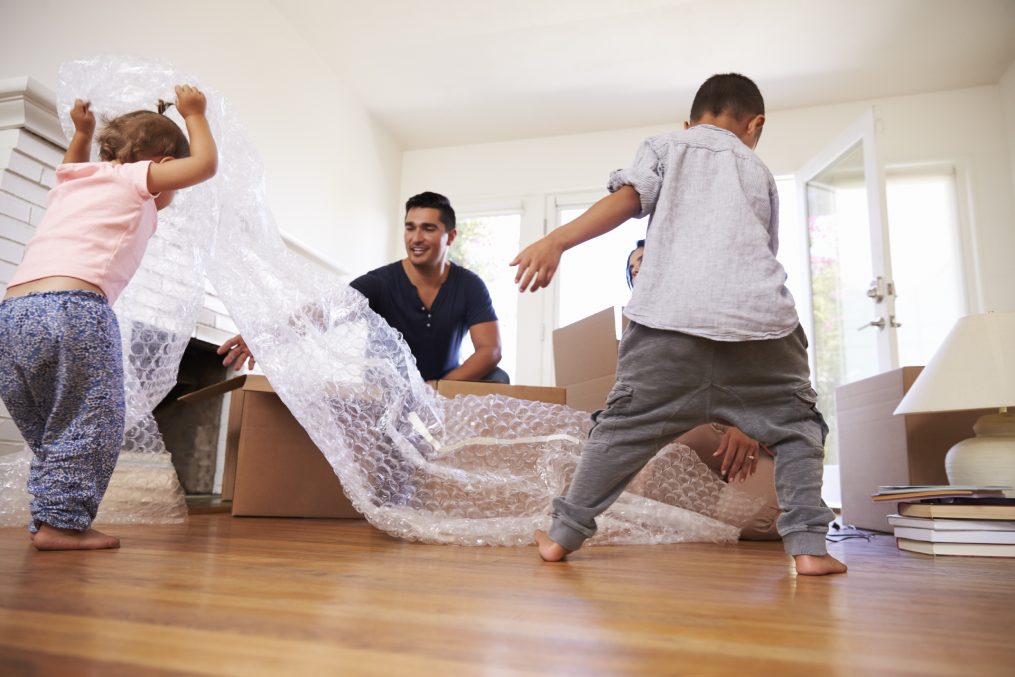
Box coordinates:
[1001,61,1015,209]
[403,83,1015,316]
[0,0,402,273]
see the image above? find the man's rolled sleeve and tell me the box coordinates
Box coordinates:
[607,139,663,218]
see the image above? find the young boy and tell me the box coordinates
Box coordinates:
[511,73,846,576]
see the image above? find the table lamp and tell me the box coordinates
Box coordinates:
[894,311,1015,496]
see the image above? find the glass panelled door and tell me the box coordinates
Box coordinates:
[796,110,896,465]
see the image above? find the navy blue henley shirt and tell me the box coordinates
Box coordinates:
[349,261,498,381]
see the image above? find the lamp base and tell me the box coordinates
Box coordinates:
[945,412,1015,497]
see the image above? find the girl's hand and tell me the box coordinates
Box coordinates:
[69,99,95,137]
[175,84,207,118]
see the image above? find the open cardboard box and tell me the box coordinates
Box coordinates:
[440,305,627,413]
[836,367,994,532]
[182,375,572,518]
[177,308,629,519]
[552,306,626,412]
[180,375,361,519]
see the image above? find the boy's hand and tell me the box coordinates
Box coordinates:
[174,84,207,118]
[69,99,95,137]
[713,426,762,483]
[510,235,565,292]
[217,334,255,371]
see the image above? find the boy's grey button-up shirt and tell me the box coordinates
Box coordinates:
[610,124,798,342]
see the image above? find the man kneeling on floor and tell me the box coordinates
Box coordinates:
[218,191,509,385]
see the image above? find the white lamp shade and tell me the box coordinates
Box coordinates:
[895,311,1015,414]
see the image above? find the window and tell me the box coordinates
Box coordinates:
[449,212,523,379]
[886,168,966,366]
[555,206,649,328]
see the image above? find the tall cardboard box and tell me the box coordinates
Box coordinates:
[835,367,993,532]
[180,375,362,519]
[552,306,626,412]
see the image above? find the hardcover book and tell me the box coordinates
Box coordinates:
[887,514,1015,531]
[892,526,1015,544]
[897,501,1015,520]
[871,485,1010,502]
[896,538,1015,557]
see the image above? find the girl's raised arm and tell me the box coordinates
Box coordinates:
[147,84,218,193]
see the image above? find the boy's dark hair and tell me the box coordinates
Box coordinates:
[97,110,190,163]
[689,73,765,123]
[405,191,456,231]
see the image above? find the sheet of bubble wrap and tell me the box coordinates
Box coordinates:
[0,55,760,544]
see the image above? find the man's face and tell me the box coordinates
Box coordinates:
[404,207,455,268]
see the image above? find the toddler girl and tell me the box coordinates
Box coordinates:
[0,84,217,550]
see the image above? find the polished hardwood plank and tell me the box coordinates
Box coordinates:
[1,515,1013,676]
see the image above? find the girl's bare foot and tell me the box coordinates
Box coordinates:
[32,524,120,551]
[534,530,569,562]
[794,554,847,575]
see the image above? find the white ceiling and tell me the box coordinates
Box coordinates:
[271,0,1015,150]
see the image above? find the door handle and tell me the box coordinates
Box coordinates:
[866,277,886,303]
[858,318,886,331]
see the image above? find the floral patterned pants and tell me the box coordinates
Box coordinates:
[0,291,124,533]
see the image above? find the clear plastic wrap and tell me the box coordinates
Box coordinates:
[0,55,762,545]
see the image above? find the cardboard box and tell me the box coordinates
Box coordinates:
[180,375,361,519]
[552,306,626,412]
[835,367,993,532]
[181,375,571,518]
[437,307,628,413]
[436,379,566,404]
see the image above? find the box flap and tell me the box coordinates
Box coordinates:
[179,374,274,403]
[552,307,622,386]
[565,374,616,413]
[437,380,566,405]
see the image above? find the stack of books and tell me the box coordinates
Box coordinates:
[871,485,1015,557]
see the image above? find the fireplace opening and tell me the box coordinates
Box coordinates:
[153,337,228,497]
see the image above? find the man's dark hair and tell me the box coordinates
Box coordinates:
[689,73,765,123]
[97,110,190,163]
[405,191,456,231]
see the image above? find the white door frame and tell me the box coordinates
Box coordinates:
[794,107,898,377]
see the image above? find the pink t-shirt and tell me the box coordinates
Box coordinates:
[6,161,158,305]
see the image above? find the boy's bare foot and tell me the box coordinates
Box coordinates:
[794,554,847,576]
[32,524,120,551]
[535,530,569,562]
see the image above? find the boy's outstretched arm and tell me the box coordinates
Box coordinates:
[147,84,218,193]
[62,99,95,164]
[511,186,642,292]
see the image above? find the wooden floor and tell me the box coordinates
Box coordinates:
[1,515,1013,676]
